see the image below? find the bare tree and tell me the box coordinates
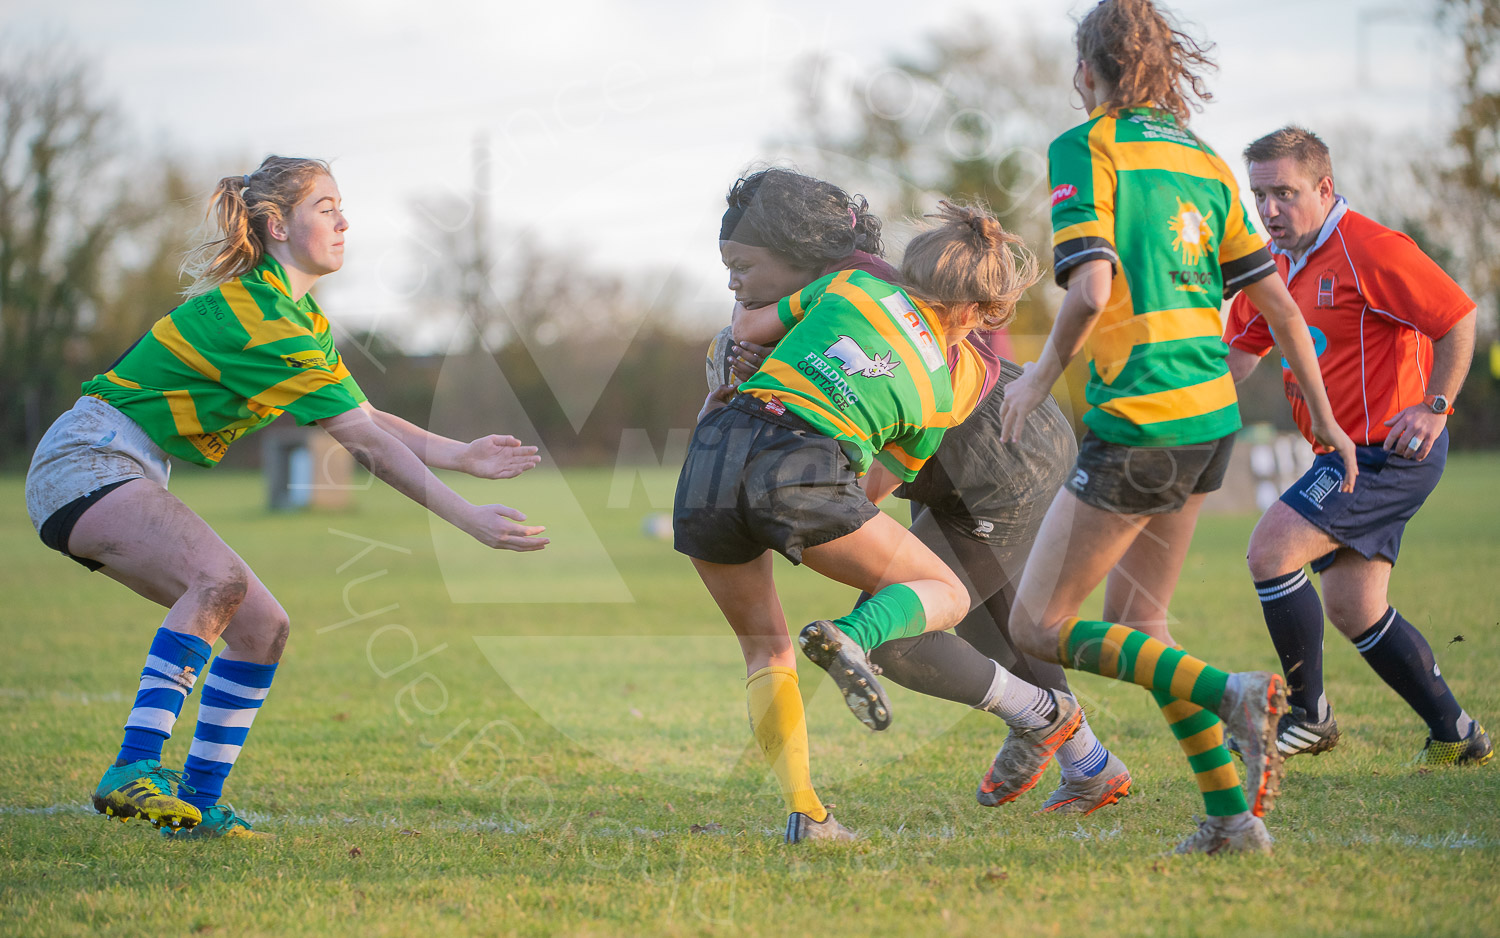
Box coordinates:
[0,48,136,454]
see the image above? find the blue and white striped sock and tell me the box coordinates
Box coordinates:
[180,657,277,809]
[1056,715,1110,780]
[116,628,212,766]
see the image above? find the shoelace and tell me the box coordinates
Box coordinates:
[143,764,197,796]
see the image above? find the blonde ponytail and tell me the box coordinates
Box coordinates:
[181,156,332,297]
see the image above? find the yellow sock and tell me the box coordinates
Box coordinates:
[746,666,827,822]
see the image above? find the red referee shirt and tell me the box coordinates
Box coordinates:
[1224,200,1474,446]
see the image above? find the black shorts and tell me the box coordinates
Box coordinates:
[1064,431,1235,516]
[673,395,878,565]
[1284,430,1447,574]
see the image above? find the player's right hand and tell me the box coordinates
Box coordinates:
[1309,417,1359,493]
[997,361,1048,443]
[465,503,549,551]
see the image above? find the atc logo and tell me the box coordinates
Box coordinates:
[1168,198,1215,266]
[1051,184,1078,207]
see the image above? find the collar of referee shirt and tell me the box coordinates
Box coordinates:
[1271,195,1349,284]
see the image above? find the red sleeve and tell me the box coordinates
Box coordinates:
[1352,229,1474,338]
[1223,290,1275,357]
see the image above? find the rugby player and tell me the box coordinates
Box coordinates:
[714,169,1130,818]
[995,0,1358,855]
[25,157,547,838]
[1225,126,1490,767]
[675,193,1058,842]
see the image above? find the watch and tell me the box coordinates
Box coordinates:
[1423,393,1454,415]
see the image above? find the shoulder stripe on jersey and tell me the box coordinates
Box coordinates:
[1335,229,1372,440]
[825,279,938,418]
[1097,371,1236,426]
[151,317,222,382]
[1088,119,1117,234]
[221,280,317,351]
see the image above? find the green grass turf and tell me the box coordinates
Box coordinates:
[2,455,1498,937]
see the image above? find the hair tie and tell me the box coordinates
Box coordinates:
[241,174,251,189]
[848,207,858,229]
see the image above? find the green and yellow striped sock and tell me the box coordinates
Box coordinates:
[1153,691,1247,817]
[1058,619,1230,712]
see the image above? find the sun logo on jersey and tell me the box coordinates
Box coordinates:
[1168,198,1215,266]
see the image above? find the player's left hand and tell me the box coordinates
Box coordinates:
[730,340,773,382]
[1382,405,1446,461]
[459,435,543,479]
[998,361,1049,443]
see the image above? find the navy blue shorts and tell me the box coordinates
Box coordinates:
[1282,430,1448,573]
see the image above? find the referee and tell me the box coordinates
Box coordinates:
[1226,126,1488,766]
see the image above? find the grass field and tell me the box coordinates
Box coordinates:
[2,455,1498,937]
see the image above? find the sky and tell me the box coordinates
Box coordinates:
[7,0,1454,344]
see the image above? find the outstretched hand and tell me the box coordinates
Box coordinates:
[464,503,549,551]
[459,435,542,479]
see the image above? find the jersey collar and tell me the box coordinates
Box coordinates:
[248,254,321,313]
[1273,195,1349,283]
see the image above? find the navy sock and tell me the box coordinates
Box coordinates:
[116,628,213,765]
[1255,570,1328,720]
[1353,608,1470,742]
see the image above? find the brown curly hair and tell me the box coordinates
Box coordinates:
[1076,0,1216,125]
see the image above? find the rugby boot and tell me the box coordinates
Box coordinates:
[1414,722,1494,767]
[785,811,856,844]
[160,804,272,840]
[977,691,1082,807]
[1216,672,1287,816]
[93,759,201,830]
[1172,814,1273,856]
[1040,751,1133,815]
[1229,704,1340,760]
[798,620,891,731]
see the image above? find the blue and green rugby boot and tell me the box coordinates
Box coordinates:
[93,759,201,830]
[161,804,272,840]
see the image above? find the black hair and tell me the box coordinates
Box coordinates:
[722,168,883,270]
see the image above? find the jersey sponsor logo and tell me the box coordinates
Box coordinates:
[1168,197,1215,267]
[799,352,863,410]
[1169,269,1214,293]
[824,335,899,378]
[1299,465,1343,510]
[1127,114,1197,144]
[1051,184,1078,206]
[879,293,946,371]
[281,351,330,370]
[1317,271,1336,307]
[1281,326,1327,369]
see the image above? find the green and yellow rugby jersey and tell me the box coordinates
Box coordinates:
[81,256,367,467]
[739,269,986,481]
[1049,105,1276,446]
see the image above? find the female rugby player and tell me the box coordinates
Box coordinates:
[26,156,547,838]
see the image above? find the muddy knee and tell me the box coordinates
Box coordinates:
[190,564,250,626]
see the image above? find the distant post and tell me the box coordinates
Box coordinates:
[262,425,355,511]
